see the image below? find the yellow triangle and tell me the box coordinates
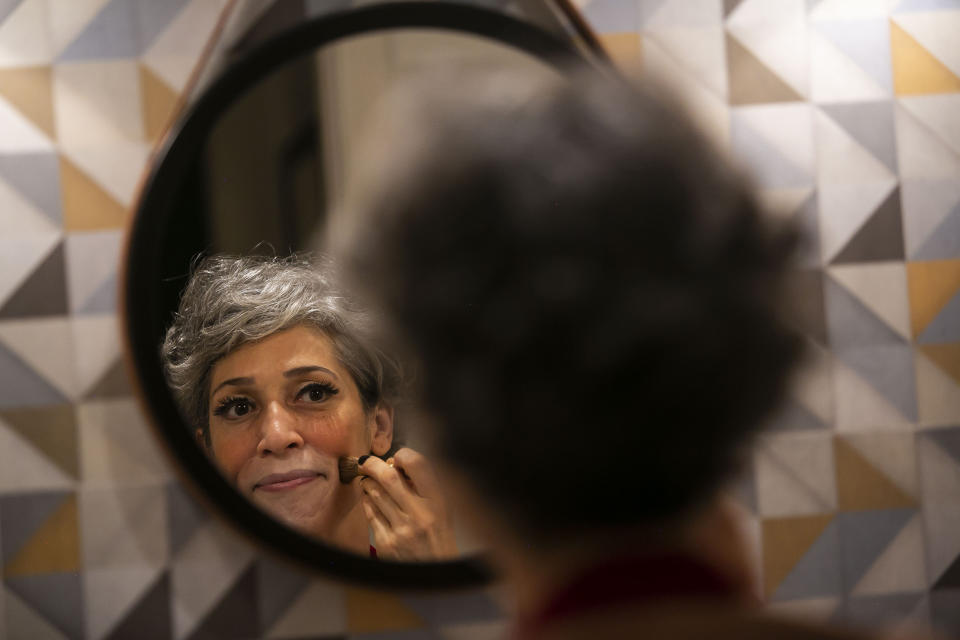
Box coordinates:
[59,156,128,231]
[919,343,960,387]
[891,21,960,95]
[835,438,915,511]
[598,33,642,69]
[906,259,960,338]
[3,496,80,577]
[0,66,56,140]
[345,586,424,633]
[139,64,180,144]
[762,514,834,598]
[0,406,78,479]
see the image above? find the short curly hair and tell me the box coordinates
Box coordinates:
[161,254,402,441]
[337,69,804,536]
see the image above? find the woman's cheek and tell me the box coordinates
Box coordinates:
[209,429,257,482]
[304,412,367,455]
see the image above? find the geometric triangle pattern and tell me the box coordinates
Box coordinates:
[0,0,957,637]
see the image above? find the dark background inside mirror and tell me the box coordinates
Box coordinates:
[157,52,328,346]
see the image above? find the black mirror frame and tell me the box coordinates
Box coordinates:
[123,0,595,589]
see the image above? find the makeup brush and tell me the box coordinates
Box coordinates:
[338,455,366,484]
[338,455,405,484]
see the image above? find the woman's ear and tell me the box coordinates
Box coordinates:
[195,428,209,453]
[369,404,395,456]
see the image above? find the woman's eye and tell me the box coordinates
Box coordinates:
[214,397,254,419]
[299,383,337,403]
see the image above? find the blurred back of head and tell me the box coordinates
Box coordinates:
[333,67,804,541]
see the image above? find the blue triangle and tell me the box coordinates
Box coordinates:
[918,289,960,344]
[772,519,843,601]
[825,275,905,350]
[0,491,72,564]
[58,0,138,61]
[581,0,642,32]
[731,111,812,188]
[0,0,23,26]
[837,343,918,421]
[5,572,85,640]
[76,271,116,314]
[0,153,62,225]
[134,0,190,52]
[914,202,960,261]
[814,20,893,92]
[894,0,960,11]
[837,508,915,589]
[0,343,67,408]
[820,102,897,174]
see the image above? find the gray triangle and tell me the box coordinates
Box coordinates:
[0,243,68,319]
[0,342,67,408]
[76,271,116,314]
[0,490,72,563]
[0,0,23,24]
[838,591,926,628]
[723,0,746,18]
[5,572,84,640]
[134,0,190,52]
[825,275,904,350]
[104,571,171,640]
[58,0,138,61]
[914,202,960,261]
[838,508,915,589]
[580,0,641,32]
[918,290,960,344]
[794,192,821,267]
[256,557,310,633]
[768,399,829,431]
[0,153,61,225]
[837,343,918,420]
[166,483,207,555]
[771,519,843,601]
[814,20,893,92]
[925,427,960,469]
[929,588,960,634]
[821,102,898,173]
[731,112,812,188]
[788,269,828,346]
[831,187,905,264]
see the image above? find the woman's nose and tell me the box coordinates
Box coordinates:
[257,403,304,455]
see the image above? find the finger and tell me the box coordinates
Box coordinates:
[359,476,406,527]
[360,456,420,512]
[392,448,442,500]
[360,494,396,557]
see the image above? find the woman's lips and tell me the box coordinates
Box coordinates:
[254,470,324,492]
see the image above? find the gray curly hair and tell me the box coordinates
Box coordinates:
[161,254,402,440]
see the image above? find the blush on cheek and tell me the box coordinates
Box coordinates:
[305,414,371,457]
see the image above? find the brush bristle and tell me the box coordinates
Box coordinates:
[338,456,361,484]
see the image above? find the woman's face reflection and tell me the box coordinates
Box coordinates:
[205,324,393,552]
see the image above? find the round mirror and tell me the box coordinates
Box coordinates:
[123,2,593,588]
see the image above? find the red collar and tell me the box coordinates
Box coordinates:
[514,551,740,639]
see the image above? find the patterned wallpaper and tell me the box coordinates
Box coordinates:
[0,0,958,638]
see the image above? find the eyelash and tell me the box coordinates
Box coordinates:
[213,395,253,418]
[211,382,339,419]
[298,381,339,402]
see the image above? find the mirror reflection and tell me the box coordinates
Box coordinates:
[152,29,560,560]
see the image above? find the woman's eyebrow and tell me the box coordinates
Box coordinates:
[212,376,254,395]
[284,365,338,379]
